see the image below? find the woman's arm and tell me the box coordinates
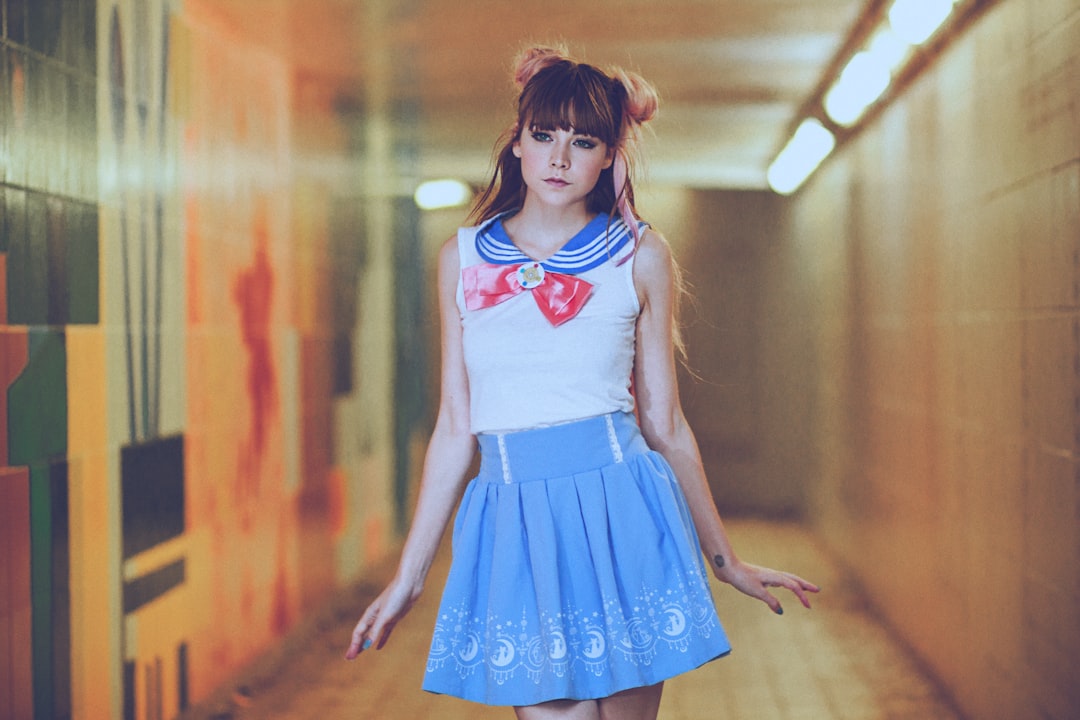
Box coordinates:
[631,230,819,615]
[346,236,477,658]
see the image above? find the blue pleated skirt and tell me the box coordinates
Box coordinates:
[422,412,731,706]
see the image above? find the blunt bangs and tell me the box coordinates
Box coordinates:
[519,62,620,145]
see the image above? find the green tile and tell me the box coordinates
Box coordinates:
[44,196,67,326]
[6,188,45,325]
[0,48,7,184]
[42,66,70,194]
[8,329,66,464]
[24,53,58,191]
[10,191,46,323]
[5,49,27,187]
[66,200,98,325]
[78,0,97,72]
[28,462,53,720]
[7,0,27,45]
[26,0,60,58]
[72,76,97,200]
[28,460,70,720]
[0,185,7,253]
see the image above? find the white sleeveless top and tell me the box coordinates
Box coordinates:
[456,212,642,434]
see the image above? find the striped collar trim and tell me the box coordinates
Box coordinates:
[475,212,639,273]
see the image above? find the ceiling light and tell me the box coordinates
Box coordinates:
[414,179,472,210]
[865,26,910,72]
[770,0,982,194]
[888,0,956,45]
[767,119,836,195]
[824,51,893,126]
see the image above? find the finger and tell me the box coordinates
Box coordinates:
[764,571,818,608]
[788,582,812,609]
[787,574,821,607]
[375,619,398,650]
[757,589,784,615]
[770,573,815,609]
[346,625,363,659]
[345,623,373,659]
[345,637,372,660]
[369,612,399,651]
[345,606,379,660]
[787,573,821,594]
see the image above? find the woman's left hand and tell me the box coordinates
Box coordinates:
[716,559,820,615]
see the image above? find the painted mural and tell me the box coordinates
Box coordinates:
[176,4,301,709]
[0,0,423,718]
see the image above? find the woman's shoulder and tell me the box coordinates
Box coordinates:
[439,219,488,264]
[438,234,461,286]
[632,228,674,281]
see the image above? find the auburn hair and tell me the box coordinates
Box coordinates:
[469,46,657,226]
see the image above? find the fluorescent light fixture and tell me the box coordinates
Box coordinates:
[414,178,472,210]
[824,50,893,126]
[865,26,910,72]
[767,118,836,195]
[888,0,956,45]
[772,0,970,193]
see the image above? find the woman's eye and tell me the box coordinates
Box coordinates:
[531,131,552,142]
[574,139,597,149]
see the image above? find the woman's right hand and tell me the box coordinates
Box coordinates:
[716,558,819,616]
[344,237,474,662]
[344,578,422,659]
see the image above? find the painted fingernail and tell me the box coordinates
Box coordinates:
[774,605,784,615]
[362,638,373,650]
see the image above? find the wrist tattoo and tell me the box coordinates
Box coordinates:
[713,554,725,569]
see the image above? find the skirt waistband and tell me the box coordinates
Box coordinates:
[476,411,649,484]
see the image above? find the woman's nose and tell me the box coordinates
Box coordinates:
[550,146,569,168]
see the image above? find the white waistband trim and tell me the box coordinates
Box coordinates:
[604,413,624,464]
[496,434,512,484]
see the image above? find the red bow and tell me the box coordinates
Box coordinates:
[462,262,592,326]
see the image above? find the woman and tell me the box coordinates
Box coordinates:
[346,45,819,720]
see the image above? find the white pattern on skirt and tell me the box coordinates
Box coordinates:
[427,577,719,687]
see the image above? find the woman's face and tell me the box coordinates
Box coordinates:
[512,123,614,209]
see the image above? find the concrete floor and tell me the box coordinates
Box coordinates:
[180,520,963,720]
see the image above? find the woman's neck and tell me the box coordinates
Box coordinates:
[504,198,594,259]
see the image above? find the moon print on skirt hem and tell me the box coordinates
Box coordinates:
[422,412,732,706]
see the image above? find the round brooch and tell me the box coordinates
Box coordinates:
[516,262,545,289]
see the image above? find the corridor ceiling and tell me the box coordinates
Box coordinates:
[212,0,866,189]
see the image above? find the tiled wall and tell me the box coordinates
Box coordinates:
[0,1,424,718]
[773,1,1079,717]
[1,1,97,718]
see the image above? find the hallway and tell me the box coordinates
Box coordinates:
[2,1,1079,718]
[181,520,961,720]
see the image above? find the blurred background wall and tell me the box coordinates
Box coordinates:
[1,0,427,717]
[784,5,1079,717]
[0,0,1077,719]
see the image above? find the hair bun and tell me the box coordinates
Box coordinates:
[613,69,658,125]
[513,45,569,89]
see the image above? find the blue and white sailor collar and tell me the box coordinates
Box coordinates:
[475,211,642,274]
